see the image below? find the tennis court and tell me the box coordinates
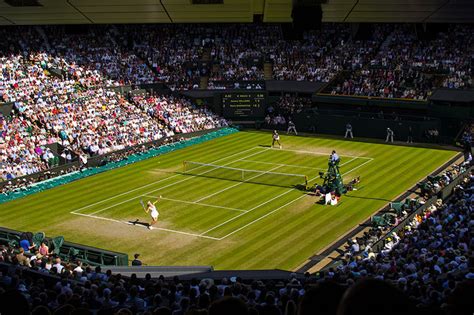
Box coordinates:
[70,146,373,240]
[0,131,458,269]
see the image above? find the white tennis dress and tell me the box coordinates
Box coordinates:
[150,204,159,220]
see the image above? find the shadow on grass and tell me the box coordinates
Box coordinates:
[127,219,149,228]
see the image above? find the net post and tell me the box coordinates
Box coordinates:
[183,161,186,173]
[305,175,308,189]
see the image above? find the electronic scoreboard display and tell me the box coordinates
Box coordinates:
[221,92,266,118]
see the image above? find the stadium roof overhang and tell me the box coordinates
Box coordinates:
[0,0,473,25]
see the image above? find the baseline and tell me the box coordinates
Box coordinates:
[265,147,374,160]
[71,212,221,241]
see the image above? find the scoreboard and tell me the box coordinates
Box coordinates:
[221,92,266,118]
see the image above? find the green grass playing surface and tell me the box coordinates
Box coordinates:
[0,131,457,270]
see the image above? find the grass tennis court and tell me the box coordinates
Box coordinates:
[0,131,457,270]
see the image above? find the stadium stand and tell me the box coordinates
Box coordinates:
[130,94,226,134]
[2,24,472,95]
[323,24,473,99]
[0,20,473,315]
[0,32,226,184]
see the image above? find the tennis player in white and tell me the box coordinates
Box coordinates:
[272,130,282,149]
[145,196,161,230]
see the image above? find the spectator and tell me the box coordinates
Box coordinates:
[38,241,50,256]
[131,253,142,266]
[53,257,64,274]
[15,247,30,266]
[19,232,35,253]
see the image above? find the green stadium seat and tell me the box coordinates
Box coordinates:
[427,175,442,184]
[8,234,20,248]
[32,232,45,248]
[417,182,430,191]
[383,213,397,225]
[51,236,64,255]
[66,247,84,261]
[390,202,404,215]
[371,215,387,227]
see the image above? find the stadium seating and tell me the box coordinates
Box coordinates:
[32,232,45,248]
[0,22,473,315]
[0,49,226,183]
[1,24,472,96]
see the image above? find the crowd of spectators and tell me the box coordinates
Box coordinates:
[131,94,227,134]
[264,96,312,127]
[0,27,229,184]
[0,85,226,185]
[17,86,166,155]
[329,161,473,307]
[207,25,280,82]
[1,24,473,96]
[0,111,59,181]
[207,81,264,90]
[122,24,205,90]
[325,24,473,99]
[270,25,351,82]
[47,26,157,86]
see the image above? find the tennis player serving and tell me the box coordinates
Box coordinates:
[145,196,161,230]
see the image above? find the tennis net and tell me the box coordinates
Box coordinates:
[183,161,308,188]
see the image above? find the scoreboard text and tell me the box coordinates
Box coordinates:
[221,92,266,118]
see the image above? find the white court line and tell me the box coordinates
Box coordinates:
[219,194,307,240]
[142,195,247,213]
[74,146,374,240]
[239,159,326,171]
[70,146,261,214]
[194,165,283,203]
[266,147,373,160]
[204,157,374,238]
[85,148,270,216]
[342,158,373,176]
[340,157,358,167]
[72,212,220,240]
[200,187,297,236]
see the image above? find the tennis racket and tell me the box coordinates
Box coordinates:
[139,198,146,211]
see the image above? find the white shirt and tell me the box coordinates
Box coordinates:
[149,204,159,217]
[53,263,64,274]
[74,266,83,273]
